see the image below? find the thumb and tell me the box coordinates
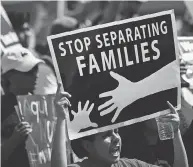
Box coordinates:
[110,71,125,82]
[91,122,98,128]
[167,101,177,114]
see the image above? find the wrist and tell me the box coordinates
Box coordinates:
[174,129,181,138]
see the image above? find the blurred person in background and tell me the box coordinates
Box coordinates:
[7,12,36,51]
[1,11,57,167]
[1,92,32,167]
[2,12,58,96]
[115,1,143,21]
[179,9,193,36]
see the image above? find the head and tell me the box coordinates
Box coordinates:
[8,12,35,48]
[72,129,122,165]
[50,16,79,35]
[1,48,43,95]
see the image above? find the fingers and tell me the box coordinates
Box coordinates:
[60,92,71,98]
[15,122,32,136]
[16,122,30,129]
[20,128,32,136]
[56,83,71,98]
[78,101,82,112]
[159,116,179,122]
[91,122,98,128]
[159,114,177,119]
[88,103,94,114]
[111,108,121,123]
[110,71,124,81]
[71,110,76,116]
[58,97,71,107]
[98,99,113,111]
[83,100,89,111]
[100,104,117,116]
[99,91,112,98]
[167,101,177,114]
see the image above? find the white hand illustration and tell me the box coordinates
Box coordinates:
[67,100,98,133]
[98,71,138,123]
[98,61,179,123]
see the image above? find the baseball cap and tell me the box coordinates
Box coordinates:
[1,47,43,74]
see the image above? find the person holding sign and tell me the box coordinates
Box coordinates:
[51,84,189,167]
[1,93,32,167]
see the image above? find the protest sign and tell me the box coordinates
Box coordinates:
[47,10,181,140]
[17,95,72,167]
[0,5,21,55]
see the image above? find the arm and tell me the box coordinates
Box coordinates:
[172,130,189,167]
[51,83,71,167]
[1,122,32,163]
[160,102,189,167]
[51,118,68,167]
[1,135,21,162]
[138,61,180,99]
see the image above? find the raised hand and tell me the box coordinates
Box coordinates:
[54,83,71,119]
[158,101,180,133]
[12,122,32,142]
[98,71,137,123]
[67,100,98,134]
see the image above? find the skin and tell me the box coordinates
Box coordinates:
[82,129,122,166]
[51,83,189,167]
[1,122,32,163]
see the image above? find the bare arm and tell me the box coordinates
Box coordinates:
[51,83,71,167]
[1,135,21,163]
[173,130,189,167]
[51,118,68,167]
[160,102,189,167]
[1,122,32,164]
[138,61,180,99]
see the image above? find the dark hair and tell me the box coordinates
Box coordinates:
[7,12,30,31]
[71,134,95,159]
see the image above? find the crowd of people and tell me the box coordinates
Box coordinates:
[1,1,193,167]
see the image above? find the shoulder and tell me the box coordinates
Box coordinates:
[120,158,159,167]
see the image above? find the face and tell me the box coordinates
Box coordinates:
[88,129,122,164]
[17,23,35,48]
[4,70,37,95]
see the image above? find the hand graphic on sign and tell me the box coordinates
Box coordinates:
[99,61,178,123]
[98,71,137,123]
[67,100,98,133]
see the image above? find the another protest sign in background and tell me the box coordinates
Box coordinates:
[47,10,181,140]
[17,95,72,167]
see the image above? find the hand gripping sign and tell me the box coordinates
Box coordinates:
[47,10,181,140]
[16,95,72,167]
